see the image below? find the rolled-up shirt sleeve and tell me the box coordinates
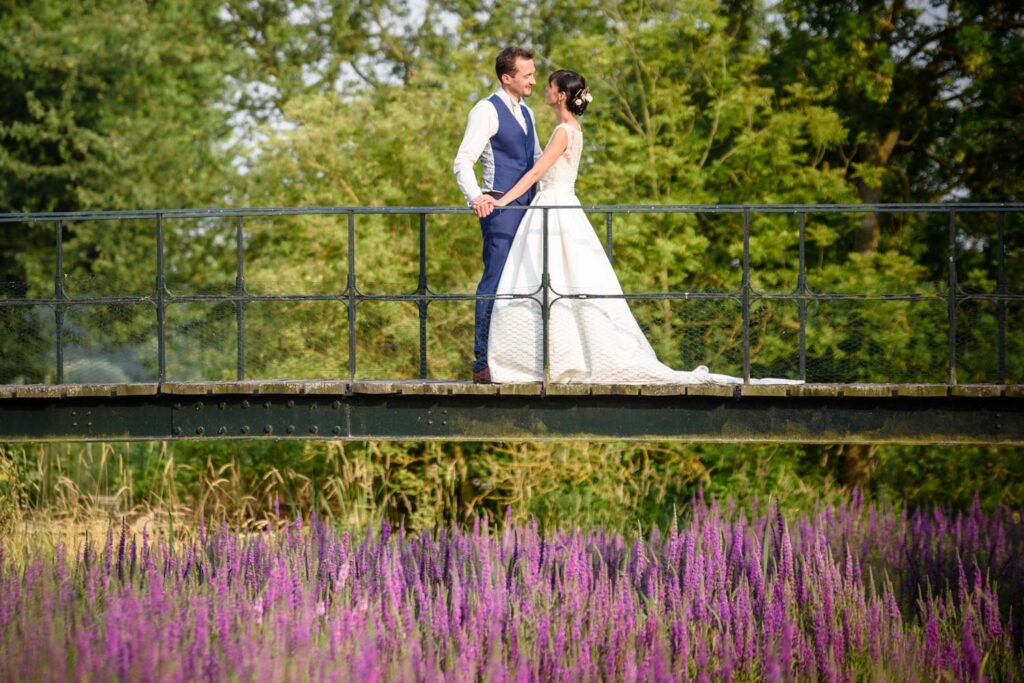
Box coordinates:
[453,101,497,206]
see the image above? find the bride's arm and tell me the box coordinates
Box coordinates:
[495,128,569,207]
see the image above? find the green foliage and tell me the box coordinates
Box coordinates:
[0,0,241,382]
[0,0,238,214]
[871,445,1024,510]
[767,0,1024,202]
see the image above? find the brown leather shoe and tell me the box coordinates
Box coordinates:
[472,367,492,384]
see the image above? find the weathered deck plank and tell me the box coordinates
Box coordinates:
[952,385,1006,398]
[843,384,897,398]
[545,384,592,396]
[791,384,841,398]
[896,384,950,397]
[740,384,790,397]
[497,383,543,396]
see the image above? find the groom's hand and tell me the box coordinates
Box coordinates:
[472,195,496,218]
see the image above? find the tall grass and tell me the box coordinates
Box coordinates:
[3,441,1022,537]
[2,440,864,536]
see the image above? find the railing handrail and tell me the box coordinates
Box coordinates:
[2,201,1023,223]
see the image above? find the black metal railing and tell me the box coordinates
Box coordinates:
[1,203,1021,389]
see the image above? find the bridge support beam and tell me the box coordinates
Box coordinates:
[0,382,1021,444]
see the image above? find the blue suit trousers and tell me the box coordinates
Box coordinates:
[473,202,530,372]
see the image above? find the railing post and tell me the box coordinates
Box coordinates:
[947,208,958,386]
[417,213,428,379]
[605,213,613,263]
[542,207,550,390]
[347,211,357,383]
[742,208,751,384]
[235,215,245,381]
[54,220,65,384]
[997,211,1006,383]
[797,211,807,382]
[156,215,166,382]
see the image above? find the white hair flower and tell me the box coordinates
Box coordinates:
[584,92,593,103]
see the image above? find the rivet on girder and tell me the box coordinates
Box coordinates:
[309,426,319,434]
[240,425,250,434]
[264,401,271,409]
[196,426,205,435]
[217,426,227,435]
[195,402,203,411]
[173,404,181,411]
[286,425,295,434]
[332,425,342,435]
[333,400,342,409]
[241,400,250,409]
[264,424,273,434]
[173,426,183,436]
[219,402,227,410]
[287,400,295,408]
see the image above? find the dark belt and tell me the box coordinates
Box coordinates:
[483,190,505,198]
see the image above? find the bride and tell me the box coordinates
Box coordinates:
[485,69,799,385]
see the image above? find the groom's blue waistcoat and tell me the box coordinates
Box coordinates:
[488,94,536,205]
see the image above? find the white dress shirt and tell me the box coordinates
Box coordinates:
[453,89,544,206]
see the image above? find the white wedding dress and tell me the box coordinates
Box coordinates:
[487,123,801,386]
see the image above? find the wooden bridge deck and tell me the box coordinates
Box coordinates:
[1,381,1021,444]
[2,380,1020,399]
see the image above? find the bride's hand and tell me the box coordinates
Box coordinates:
[472,195,496,218]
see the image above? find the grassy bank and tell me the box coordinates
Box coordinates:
[3,441,1022,536]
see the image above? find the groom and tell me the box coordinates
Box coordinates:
[454,46,542,383]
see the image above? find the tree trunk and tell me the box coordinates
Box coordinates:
[855,183,883,252]
[853,130,900,252]
[845,131,899,486]
[840,443,877,489]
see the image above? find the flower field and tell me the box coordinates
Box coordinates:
[2,494,1021,682]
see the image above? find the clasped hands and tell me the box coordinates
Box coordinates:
[472,194,508,218]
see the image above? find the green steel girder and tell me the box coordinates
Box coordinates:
[0,392,1021,444]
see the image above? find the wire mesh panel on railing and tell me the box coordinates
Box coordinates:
[0,204,1020,386]
[954,210,1024,383]
[425,211,486,380]
[0,296,55,385]
[241,214,351,380]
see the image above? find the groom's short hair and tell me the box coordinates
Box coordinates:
[496,46,533,80]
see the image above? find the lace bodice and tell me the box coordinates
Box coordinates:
[537,123,582,194]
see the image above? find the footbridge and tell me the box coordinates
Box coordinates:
[1,203,1021,443]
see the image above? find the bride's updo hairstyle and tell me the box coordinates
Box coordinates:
[549,69,590,116]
